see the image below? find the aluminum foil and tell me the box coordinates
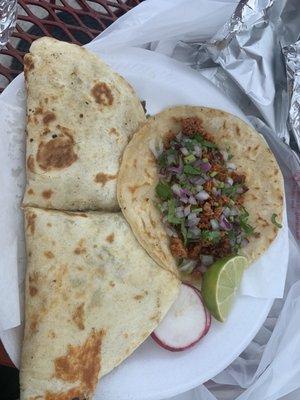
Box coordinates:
[283,40,300,153]
[173,0,300,156]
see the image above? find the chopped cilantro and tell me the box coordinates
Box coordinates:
[222,184,240,197]
[271,213,282,228]
[181,221,187,245]
[155,181,172,201]
[167,199,182,225]
[183,164,201,175]
[194,134,217,148]
[201,230,221,243]
[239,207,255,236]
[184,154,196,164]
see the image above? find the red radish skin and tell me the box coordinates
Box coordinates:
[151,283,211,352]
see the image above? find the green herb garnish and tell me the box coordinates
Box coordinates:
[184,154,196,164]
[201,230,221,243]
[271,213,282,228]
[239,207,255,236]
[167,199,182,225]
[194,134,217,148]
[155,181,172,201]
[183,165,201,175]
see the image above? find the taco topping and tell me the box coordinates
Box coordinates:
[153,117,256,274]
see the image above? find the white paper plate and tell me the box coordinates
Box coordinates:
[0,46,274,400]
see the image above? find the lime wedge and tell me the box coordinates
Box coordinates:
[201,255,247,322]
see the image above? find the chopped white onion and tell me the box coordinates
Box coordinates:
[171,184,181,196]
[226,177,234,186]
[180,147,189,156]
[194,145,202,157]
[210,219,219,230]
[227,162,236,170]
[195,190,210,201]
[183,205,191,216]
[201,255,214,266]
[188,196,197,205]
[179,259,197,273]
[223,207,231,217]
[165,226,178,237]
[220,149,228,161]
[189,226,201,236]
[175,207,185,218]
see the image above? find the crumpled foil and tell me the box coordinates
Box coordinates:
[173,0,300,156]
[283,40,300,153]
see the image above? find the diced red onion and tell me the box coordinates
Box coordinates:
[189,226,201,236]
[219,215,232,231]
[236,186,244,194]
[194,159,211,172]
[175,207,185,218]
[194,177,206,185]
[212,187,221,197]
[188,195,197,205]
[168,165,183,174]
[201,255,214,267]
[223,207,231,217]
[187,213,200,227]
[210,219,219,230]
[227,162,236,170]
[179,259,197,273]
[198,265,208,273]
[220,150,228,161]
[180,147,189,156]
[230,207,239,216]
[183,205,191,216]
[176,132,183,141]
[226,177,234,186]
[196,190,210,201]
[241,238,249,247]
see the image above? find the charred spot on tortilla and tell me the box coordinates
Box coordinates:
[91,82,113,106]
[94,172,117,186]
[54,328,104,392]
[45,388,86,400]
[37,132,78,171]
[27,188,34,195]
[27,155,35,173]
[72,303,85,331]
[43,112,56,125]
[44,251,54,259]
[109,127,119,137]
[42,189,53,199]
[26,211,37,234]
[74,239,87,255]
[30,319,38,334]
[106,233,114,243]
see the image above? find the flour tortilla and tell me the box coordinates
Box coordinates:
[20,208,180,400]
[117,106,284,276]
[22,37,146,211]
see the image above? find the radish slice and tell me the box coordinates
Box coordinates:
[151,283,210,352]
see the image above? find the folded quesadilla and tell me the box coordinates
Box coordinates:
[20,208,180,400]
[22,37,146,211]
[117,106,284,281]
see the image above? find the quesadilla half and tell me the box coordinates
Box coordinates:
[20,208,179,400]
[22,37,146,211]
[117,106,284,282]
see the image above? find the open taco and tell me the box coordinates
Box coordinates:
[117,106,284,283]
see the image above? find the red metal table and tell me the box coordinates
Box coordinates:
[0,0,141,370]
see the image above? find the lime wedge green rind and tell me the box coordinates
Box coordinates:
[201,255,248,322]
